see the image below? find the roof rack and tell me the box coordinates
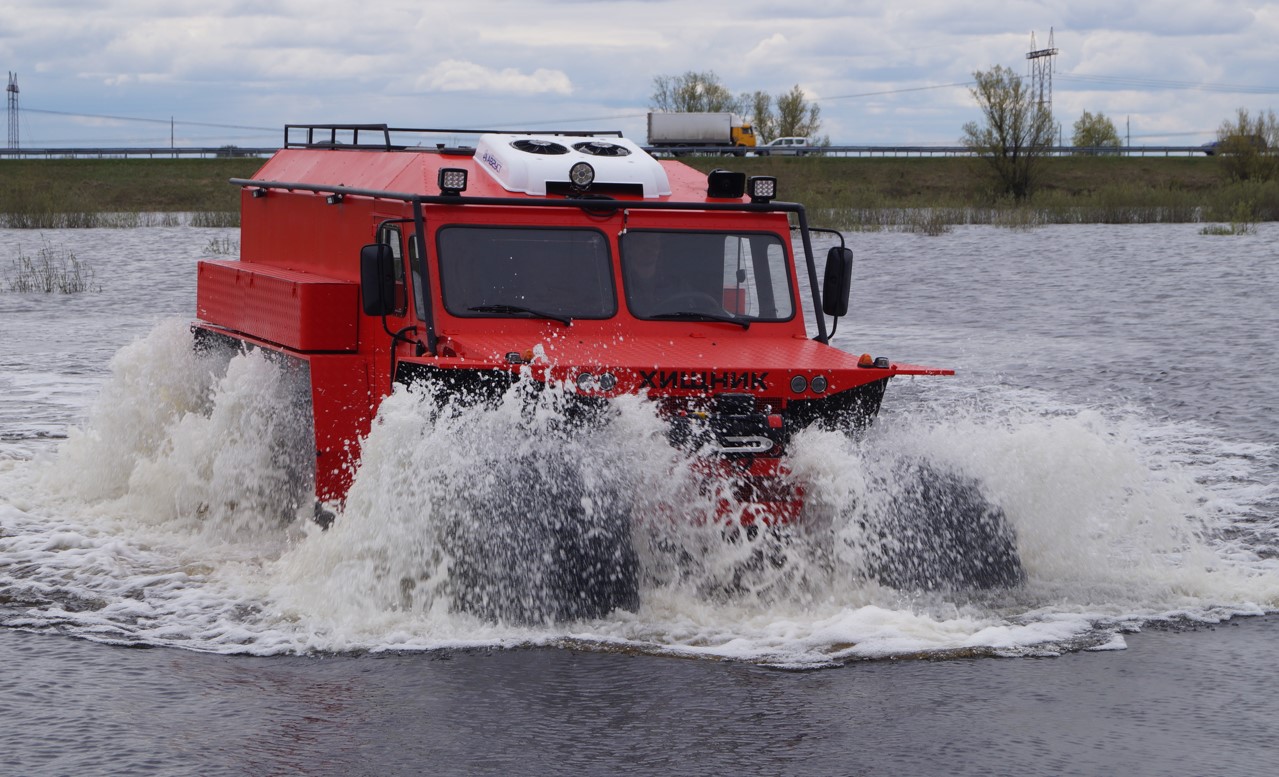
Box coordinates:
[283,124,624,151]
[284,124,397,150]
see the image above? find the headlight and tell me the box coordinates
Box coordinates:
[574,371,617,392]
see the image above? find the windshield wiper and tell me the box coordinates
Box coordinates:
[649,311,750,329]
[469,304,573,327]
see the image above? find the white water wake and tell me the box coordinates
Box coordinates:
[2,321,1276,665]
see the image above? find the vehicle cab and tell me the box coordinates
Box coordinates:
[194,124,947,517]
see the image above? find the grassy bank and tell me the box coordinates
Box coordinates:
[685,155,1279,230]
[0,158,262,228]
[2,155,1275,229]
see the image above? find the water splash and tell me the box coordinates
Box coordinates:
[38,321,314,541]
[2,321,1277,664]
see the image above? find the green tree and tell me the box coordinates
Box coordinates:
[749,90,776,145]
[650,71,745,114]
[774,85,825,142]
[961,64,1055,199]
[1071,110,1122,154]
[1214,107,1278,182]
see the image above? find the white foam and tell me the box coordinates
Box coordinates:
[2,321,1277,664]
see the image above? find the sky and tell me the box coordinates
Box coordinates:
[2,0,1277,150]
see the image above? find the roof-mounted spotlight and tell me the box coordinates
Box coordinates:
[251,187,268,199]
[707,169,746,199]
[438,167,468,196]
[569,161,595,191]
[325,192,344,205]
[748,176,777,204]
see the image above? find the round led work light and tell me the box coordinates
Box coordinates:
[569,161,595,189]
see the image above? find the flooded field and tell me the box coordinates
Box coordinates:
[2,223,1276,774]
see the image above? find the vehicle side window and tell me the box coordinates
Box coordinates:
[407,233,424,320]
[376,223,408,316]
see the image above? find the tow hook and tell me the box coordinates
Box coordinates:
[669,393,785,457]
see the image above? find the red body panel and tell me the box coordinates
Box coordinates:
[197,260,360,352]
[194,128,951,512]
[308,353,375,502]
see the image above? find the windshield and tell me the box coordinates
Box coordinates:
[437,226,616,320]
[621,230,794,322]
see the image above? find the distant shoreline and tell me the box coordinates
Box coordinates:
[2,156,1274,228]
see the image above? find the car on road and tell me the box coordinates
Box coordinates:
[1202,135,1268,155]
[756,136,813,156]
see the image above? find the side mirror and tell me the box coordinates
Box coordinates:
[822,246,853,318]
[359,243,397,316]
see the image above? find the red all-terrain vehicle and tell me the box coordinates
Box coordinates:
[194,124,1017,620]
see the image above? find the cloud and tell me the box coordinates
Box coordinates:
[745,33,791,65]
[415,60,573,96]
[4,0,1275,146]
[1060,0,1256,36]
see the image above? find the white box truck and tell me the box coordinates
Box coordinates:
[646,112,756,155]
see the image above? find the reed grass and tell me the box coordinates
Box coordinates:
[0,211,239,228]
[1199,222,1255,236]
[1199,193,1262,235]
[205,236,240,255]
[190,211,240,228]
[4,239,101,293]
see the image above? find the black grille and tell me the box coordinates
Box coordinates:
[511,139,570,155]
[573,141,631,157]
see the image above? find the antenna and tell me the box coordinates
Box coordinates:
[1026,29,1058,112]
[6,72,18,153]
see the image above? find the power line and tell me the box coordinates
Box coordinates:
[1057,73,1279,94]
[22,107,277,132]
[30,133,277,144]
[817,73,1276,104]
[490,112,649,127]
[819,82,975,102]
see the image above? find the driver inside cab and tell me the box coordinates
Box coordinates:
[622,231,722,318]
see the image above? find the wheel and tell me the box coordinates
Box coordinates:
[445,455,639,623]
[861,459,1024,590]
[550,505,640,620]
